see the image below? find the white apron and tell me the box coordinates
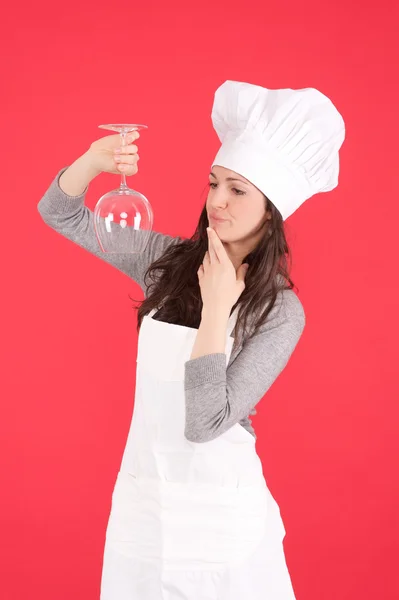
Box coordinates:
[100,306,297,600]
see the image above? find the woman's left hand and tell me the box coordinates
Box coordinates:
[197,227,249,314]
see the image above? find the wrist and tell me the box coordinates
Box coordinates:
[79,150,102,180]
[201,304,231,322]
[59,152,101,197]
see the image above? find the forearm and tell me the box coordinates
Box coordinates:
[184,291,306,444]
[58,152,101,197]
[190,306,231,360]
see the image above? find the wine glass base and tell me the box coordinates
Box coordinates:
[98,124,148,133]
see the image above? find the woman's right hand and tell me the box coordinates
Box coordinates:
[85,130,141,177]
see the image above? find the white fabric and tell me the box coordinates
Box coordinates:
[211,79,346,220]
[100,306,297,599]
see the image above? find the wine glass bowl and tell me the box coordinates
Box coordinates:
[94,124,153,254]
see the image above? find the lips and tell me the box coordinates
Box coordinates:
[210,214,227,221]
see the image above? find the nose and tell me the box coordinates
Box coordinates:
[208,190,228,210]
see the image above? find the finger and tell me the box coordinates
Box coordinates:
[109,131,140,148]
[207,229,218,263]
[114,143,139,155]
[202,250,210,268]
[207,228,226,262]
[116,163,139,175]
[121,131,141,144]
[114,153,140,166]
[208,228,227,258]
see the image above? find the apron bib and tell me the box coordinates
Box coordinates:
[100,307,296,599]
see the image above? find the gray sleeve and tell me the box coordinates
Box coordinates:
[183,289,306,443]
[37,166,183,292]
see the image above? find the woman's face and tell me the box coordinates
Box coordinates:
[206,165,271,253]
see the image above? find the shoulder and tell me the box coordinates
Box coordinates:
[272,275,306,322]
[278,288,306,324]
[252,288,306,341]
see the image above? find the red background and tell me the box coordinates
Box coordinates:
[1,1,398,599]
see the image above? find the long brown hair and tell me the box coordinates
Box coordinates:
[128,186,297,351]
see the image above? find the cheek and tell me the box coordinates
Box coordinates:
[234,204,265,234]
[233,204,253,227]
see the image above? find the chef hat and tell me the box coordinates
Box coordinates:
[211,80,345,221]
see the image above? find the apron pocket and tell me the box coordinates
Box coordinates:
[105,471,269,571]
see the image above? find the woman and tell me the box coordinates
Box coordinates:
[38,80,345,599]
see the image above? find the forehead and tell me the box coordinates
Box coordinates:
[210,165,251,184]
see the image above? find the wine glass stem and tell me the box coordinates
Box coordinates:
[119,131,127,189]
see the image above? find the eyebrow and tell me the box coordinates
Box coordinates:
[209,172,249,186]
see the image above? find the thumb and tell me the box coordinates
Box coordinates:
[237,263,249,282]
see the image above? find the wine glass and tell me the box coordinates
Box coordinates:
[93,124,153,254]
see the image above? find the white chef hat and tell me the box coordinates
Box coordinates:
[211,80,346,221]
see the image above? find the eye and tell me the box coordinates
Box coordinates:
[208,182,246,195]
[232,187,246,195]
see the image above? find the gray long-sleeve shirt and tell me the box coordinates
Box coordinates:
[37,167,306,443]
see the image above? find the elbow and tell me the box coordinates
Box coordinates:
[184,427,212,444]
